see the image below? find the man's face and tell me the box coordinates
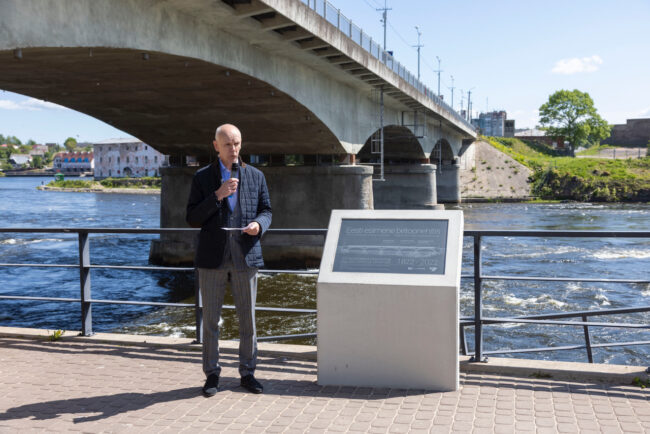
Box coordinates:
[213,129,241,168]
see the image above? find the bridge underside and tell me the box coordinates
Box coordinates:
[0,47,340,159]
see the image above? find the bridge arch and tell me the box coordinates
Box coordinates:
[356,125,426,163]
[430,138,455,163]
[0,0,386,157]
[0,46,340,161]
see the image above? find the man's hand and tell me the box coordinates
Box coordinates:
[243,221,261,236]
[215,178,239,201]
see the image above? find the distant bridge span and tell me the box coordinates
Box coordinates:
[0,0,477,265]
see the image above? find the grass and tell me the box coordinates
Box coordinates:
[49,329,65,342]
[48,179,94,188]
[46,177,161,190]
[632,376,650,389]
[575,144,615,156]
[484,136,650,202]
[529,371,553,379]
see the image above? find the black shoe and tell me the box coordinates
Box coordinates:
[202,373,219,396]
[240,374,263,394]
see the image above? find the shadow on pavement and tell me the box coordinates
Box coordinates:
[0,388,197,423]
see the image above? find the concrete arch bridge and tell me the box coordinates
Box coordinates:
[0,0,476,265]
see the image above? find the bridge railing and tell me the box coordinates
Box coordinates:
[0,228,648,367]
[302,0,476,132]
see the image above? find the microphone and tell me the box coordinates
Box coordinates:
[228,162,239,198]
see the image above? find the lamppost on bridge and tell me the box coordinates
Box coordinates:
[435,56,443,98]
[413,26,423,80]
[448,75,455,110]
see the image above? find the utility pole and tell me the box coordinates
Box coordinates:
[435,56,443,97]
[460,88,464,114]
[376,0,391,53]
[448,75,455,109]
[413,26,423,80]
[467,89,474,121]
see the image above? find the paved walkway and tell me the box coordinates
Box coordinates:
[0,336,649,433]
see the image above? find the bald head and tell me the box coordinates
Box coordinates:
[215,124,241,143]
[213,123,242,169]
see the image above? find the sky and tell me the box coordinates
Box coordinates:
[1,0,649,144]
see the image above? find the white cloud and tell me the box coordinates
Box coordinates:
[638,107,650,117]
[551,55,603,75]
[0,97,69,111]
[22,98,68,110]
[0,100,27,110]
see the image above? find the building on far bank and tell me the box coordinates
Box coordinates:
[93,138,168,179]
[9,153,32,167]
[471,111,515,137]
[29,144,49,157]
[602,118,650,146]
[53,152,94,174]
[515,129,569,150]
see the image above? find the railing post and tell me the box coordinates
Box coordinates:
[581,315,593,363]
[194,268,203,344]
[460,324,468,356]
[470,234,486,362]
[78,231,92,336]
[337,9,340,28]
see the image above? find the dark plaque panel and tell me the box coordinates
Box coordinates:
[332,219,448,275]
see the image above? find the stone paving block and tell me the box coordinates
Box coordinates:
[1,337,649,433]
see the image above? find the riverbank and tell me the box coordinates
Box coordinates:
[38,177,161,194]
[1,169,55,177]
[486,136,650,202]
[38,185,160,194]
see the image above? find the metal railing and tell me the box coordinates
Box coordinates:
[0,228,325,343]
[461,230,650,365]
[300,0,475,132]
[0,228,648,366]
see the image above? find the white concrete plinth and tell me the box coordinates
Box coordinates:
[317,282,458,391]
[317,210,463,392]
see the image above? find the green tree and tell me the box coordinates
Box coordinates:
[539,89,611,154]
[4,135,22,145]
[26,139,37,146]
[31,155,43,169]
[63,137,77,152]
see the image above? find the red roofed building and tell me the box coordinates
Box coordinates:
[53,152,94,174]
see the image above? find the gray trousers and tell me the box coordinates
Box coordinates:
[199,265,258,378]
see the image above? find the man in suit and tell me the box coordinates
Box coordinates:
[186,123,272,396]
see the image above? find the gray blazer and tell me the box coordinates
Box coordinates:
[186,161,272,269]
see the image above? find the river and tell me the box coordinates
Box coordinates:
[0,176,648,365]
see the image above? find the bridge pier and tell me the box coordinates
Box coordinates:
[259,165,373,268]
[149,163,374,267]
[149,166,197,266]
[436,159,461,203]
[371,164,440,209]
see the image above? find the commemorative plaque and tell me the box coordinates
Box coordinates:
[333,219,448,275]
[317,209,463,391]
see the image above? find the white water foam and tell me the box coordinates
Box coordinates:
[493,245,583,259]
[592,248,650,260]
[0,238,65,245]
[503,293,567,308]
[594,293,611,306]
